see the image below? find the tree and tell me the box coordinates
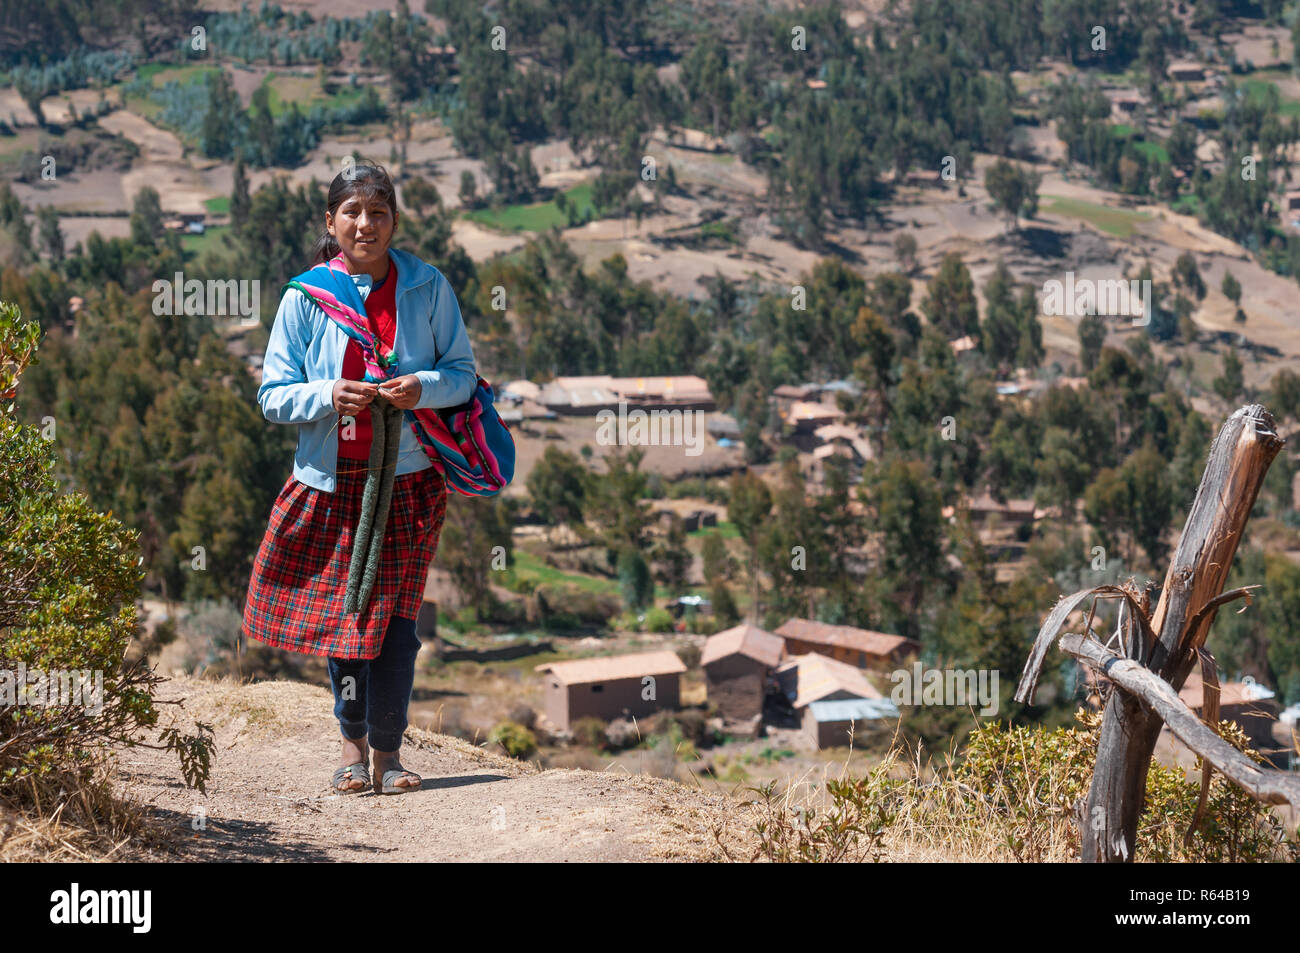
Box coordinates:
[728,470,772,620]
[861,458,946,636]
[1221,269,1241,307]
[458,169,478,208]
[36,205,63,263]
[984,158,1041,232]
[679,35,735,135]
[200,69,241,160]
[527,446,587,526]
[701,531,734,585]
[129,186,164,248]
[893,232,918,274]
[1035,425,1091,512]
[921,252,978,338]
[1078,314,1106,372]
[1167,121,1198,174]
[582,447,653,563]
[1172,251,1206,300]
[617,545,654,610]
[1122,443,1174,568]
[1213,347,1244,404]
[231,155,251,234]
[650,517,692,596]
[1269,368,1300,422]
[980,259,1040,370]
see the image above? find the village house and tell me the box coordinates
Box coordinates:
[1110,91,1141,114]
[535,651,686,730]
[813,422,874,462]
[775,618,920,671]
[944,493,1037,527]
[773,652,898,747]
[655,507,718,532]
[804,697,901,749]
[701,622,786,722]
[1167,61,1205,82]
[707,413,740,440]
[949,334,978,355]
[772,383,821,407]
[784,399,844,432]
[539,374,714,415]
[775,651,882,707]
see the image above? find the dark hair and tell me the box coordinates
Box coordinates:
[312,160,399,263]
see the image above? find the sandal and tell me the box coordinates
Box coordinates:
[375,765,422,795]
[331,761,370,794]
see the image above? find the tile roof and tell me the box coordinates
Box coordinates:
[775,618,919,659]
[701,623,785,668]
[535,650,686,686]
[774,653,883,708]
[1179,671,1278,710]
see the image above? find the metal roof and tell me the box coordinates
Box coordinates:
[807,698,900,722]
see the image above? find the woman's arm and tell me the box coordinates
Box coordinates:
[413,271,478,410]
[257,288,338,424]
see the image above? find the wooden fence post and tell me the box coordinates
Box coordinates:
[1016,404,1286,862]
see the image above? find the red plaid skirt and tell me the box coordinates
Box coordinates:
[241,463,447,659]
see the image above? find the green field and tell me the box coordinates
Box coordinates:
[689,520,740,540]
[1241,78,1300,117]
[260,71,370,117]
[204,195,230,215]
[509,549,620,596]
[465,183,596,232]
[180,223,232,257]
[1110,125,1170,164]
[1042,195,1151,238]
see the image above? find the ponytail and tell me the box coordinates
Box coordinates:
[313,232,341,264]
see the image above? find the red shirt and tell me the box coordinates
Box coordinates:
[338,256,399,460]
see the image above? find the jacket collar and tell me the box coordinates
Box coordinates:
[343,247,436,300]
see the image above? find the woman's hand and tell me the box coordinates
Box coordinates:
[333,379,379,416]
[378,374,422,410]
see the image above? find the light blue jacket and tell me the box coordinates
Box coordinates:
[258,247,478,493]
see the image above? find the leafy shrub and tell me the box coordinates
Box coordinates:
[488,720,537,759]
[0,301,213,843]
[642,607,674,633]
[955,711,1297,862]
[716,709,1298,862]
[571,715,608,750]
[727,761,898,863]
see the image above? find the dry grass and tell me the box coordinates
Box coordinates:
[0,762,172,863]
[706,742,1075,862]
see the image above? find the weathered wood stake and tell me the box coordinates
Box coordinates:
[1016,404,1286,862]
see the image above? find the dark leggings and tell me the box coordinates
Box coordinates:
[328,615,421,752]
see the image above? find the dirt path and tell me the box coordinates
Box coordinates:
[114,675,740,862]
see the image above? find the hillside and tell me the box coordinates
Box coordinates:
[109,675,741,862]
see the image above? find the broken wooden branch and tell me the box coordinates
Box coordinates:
[1060,633,1300,807]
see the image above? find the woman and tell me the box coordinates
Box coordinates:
[242,162,477,795]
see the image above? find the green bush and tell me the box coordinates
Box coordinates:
[0,301,213,832]
[958,710,1297,863]
[488,720,537,759]
[643,606,675,633]
[571,715,608,749]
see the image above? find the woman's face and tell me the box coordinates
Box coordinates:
[326,191,398,269]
